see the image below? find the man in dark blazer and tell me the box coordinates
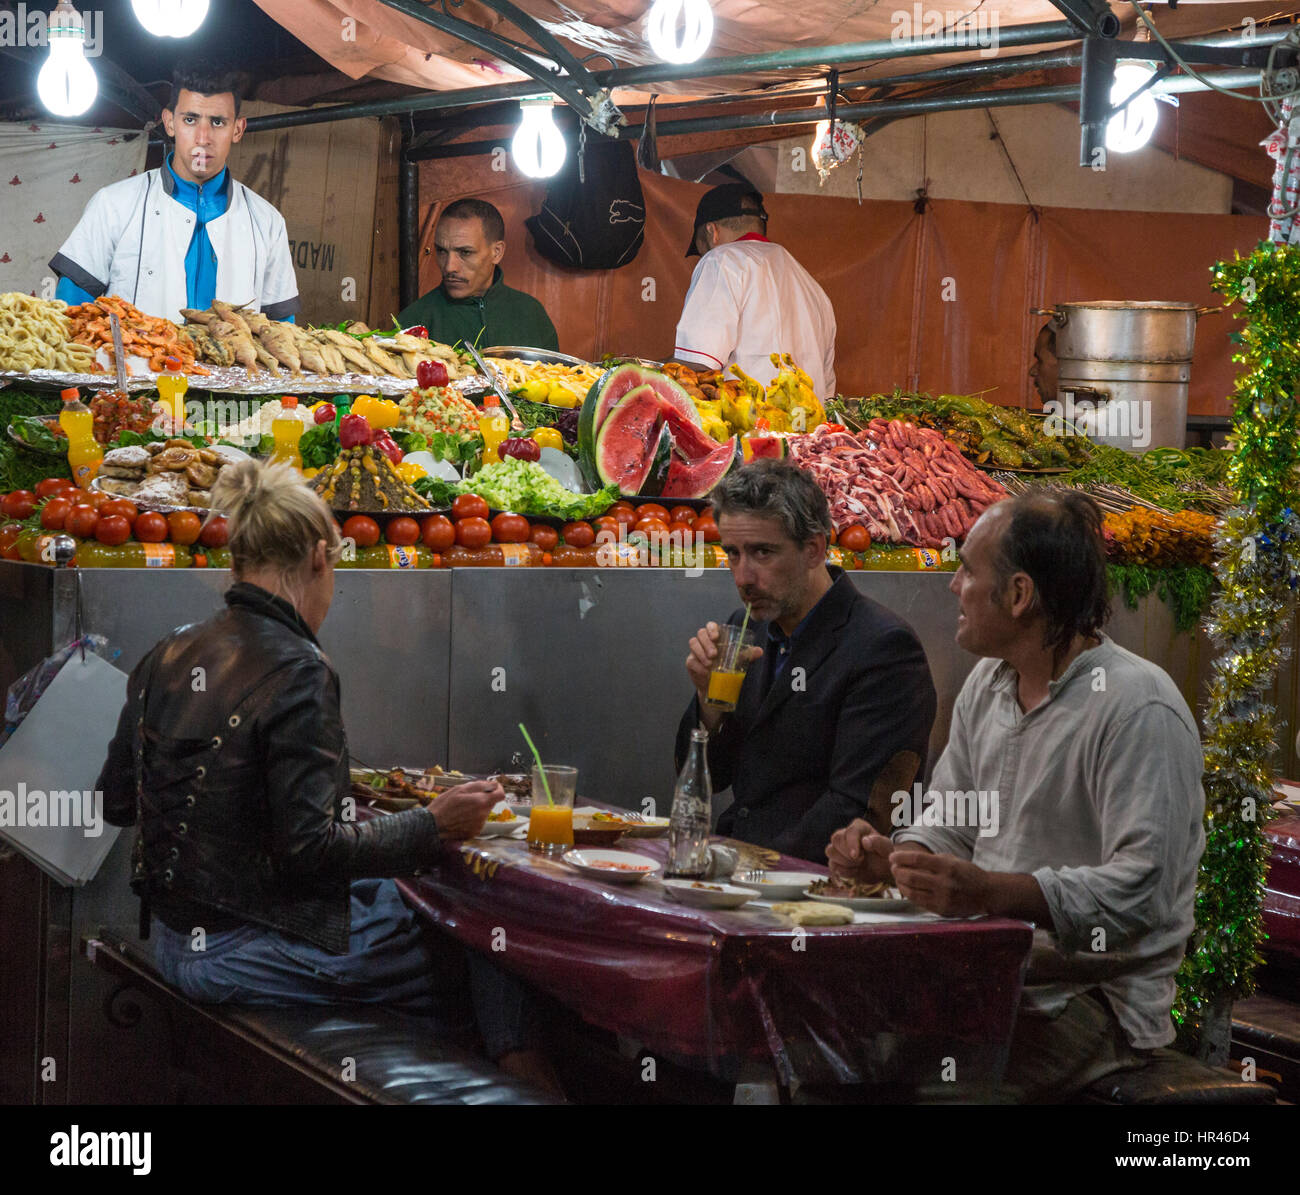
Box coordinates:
[675,461,937,863]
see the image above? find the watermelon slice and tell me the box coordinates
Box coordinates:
[661,436,739,499]
[661,405,725,458]
[592,386,674,494]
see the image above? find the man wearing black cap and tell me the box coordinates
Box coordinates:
[674,183,837,399]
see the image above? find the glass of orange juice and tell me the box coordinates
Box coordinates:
[527,765,577,854]
[704,625,757,713]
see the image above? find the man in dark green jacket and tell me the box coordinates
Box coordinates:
[396,198,559,351]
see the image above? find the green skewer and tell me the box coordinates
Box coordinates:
[518,722,553,806]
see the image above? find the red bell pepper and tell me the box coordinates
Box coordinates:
[338,413,373,449]
[416,359,449,389]
[402,325,429,339]
[313,402,337,425]
[373,430,404,466]
[499,437,541,463]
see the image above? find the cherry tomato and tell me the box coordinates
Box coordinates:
[0,524,22,559]
[100,498,139,524]
[66,504,99,539]
[1,491,36,520]
[421,514,455,552]
[635,517,670,537]
[694,516,719,542]
[455,516,492,548]
[386,517,420,547]
[167,510,202,545]
[40,496,74,530]
[341,515,380,548]
[451,494,489,521]
[592,515,619,539]
[94,514,131,546]
[490,512,530,544]
[36,478,75,500]
[528,524,559,551]
[199,515,230,549]
[562,521,595,548]
[668,505,697,526]
[635,503,669,523]
[134,511,167,542]
[839,524,871,553]
[609,505,637,531]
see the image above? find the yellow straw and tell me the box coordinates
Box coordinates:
[518,722,553,805]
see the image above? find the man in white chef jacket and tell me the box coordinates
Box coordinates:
[50,64,299,325]
[672,183,837,400]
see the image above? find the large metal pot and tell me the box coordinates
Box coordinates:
[1040,300,1215,452]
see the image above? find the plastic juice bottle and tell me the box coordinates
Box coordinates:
[270,396,304,470]
[59,387,103,489]
[478,403,510,464]
[156,355,188,434]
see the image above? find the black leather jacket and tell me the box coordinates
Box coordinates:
[98,582,442,954]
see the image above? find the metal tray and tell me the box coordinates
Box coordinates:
[481,346,592,367]
[6,415,66,457]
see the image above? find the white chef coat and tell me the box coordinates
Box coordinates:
[674,237,837,399]
[50,167,299,324]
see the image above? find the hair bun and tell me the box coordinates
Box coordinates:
[209,457,261,518]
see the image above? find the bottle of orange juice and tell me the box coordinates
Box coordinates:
[478,402,510,464]
[60,387,103,489]
[269,396,304,471]
[156,356,188,434]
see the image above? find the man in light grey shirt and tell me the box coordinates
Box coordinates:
[828,491,1205,1102]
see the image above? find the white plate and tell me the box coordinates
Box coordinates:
[477,815,528,837]
[621,816,670,838]
[662,879,754,909]
[802,885,915,912]
[729,871,825,900]
[562,849,660,884]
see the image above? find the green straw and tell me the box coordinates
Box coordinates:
[735,603,752,667]
[518,722,553,805]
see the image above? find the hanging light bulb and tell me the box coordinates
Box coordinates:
[131,0,210,38]
[37,1,97,118]
[512,98,566,179]
[645,0,713,65]
[1106,63,1160,154]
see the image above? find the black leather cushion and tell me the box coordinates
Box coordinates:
[1232,994,1300,1057]
[1082,1048,1275,1105]
[92,926,560,1105]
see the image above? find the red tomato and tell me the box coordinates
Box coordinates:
[693,516,720,542]
[134,511,167,542]
[451,494,489,521]
[342,515,380,548]
[1,491,36,520]
[490,512,530,544]
[562,521,595,548]
[635,503,669,523]
[455,516,492,548]
[386,517,420,546]
[94,514,131,546]
[66,504,99,539]
[36,478,75,500]
[634,517,670,536]
[40,496,74,530]
[609,504,637,531]
[167,510,202,545]
[668,505,697,526]
[528,524,559,551]
[591,515,619,538]
[667,520,694,539]
[839,524,871,553]
[199,515,230,549]
[421,515,455,552]
[100,498,139,524]
[86,491,114,510]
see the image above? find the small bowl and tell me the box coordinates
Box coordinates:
[572,822,627,846]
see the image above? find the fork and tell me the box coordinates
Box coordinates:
[736,868,767,884]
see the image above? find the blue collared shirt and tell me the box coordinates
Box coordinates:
[765,578,837,680]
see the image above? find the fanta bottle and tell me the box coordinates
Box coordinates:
[60,387,103,489]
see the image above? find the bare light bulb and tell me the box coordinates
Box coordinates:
[646,0,713,65]
[131,0,210,38]
[512,99,566,179]
[1106,63,1160,154]
[37,2,97,117]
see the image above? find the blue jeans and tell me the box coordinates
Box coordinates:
[151,878,535,1059]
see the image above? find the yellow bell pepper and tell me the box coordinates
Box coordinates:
[351,394,401,429]
[302,466,321,480]
[530,427,564,451]
[398,460,428,484]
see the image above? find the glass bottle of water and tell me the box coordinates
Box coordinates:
[666,728,713,879]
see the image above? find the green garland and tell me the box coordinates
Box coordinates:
[1175,242,1300,1049]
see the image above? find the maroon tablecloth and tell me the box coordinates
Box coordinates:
[1265,811,1300,962]
[396,829,1034,1086]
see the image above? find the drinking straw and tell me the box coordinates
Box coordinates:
[518,722,553,805]
[735,603,752,667]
